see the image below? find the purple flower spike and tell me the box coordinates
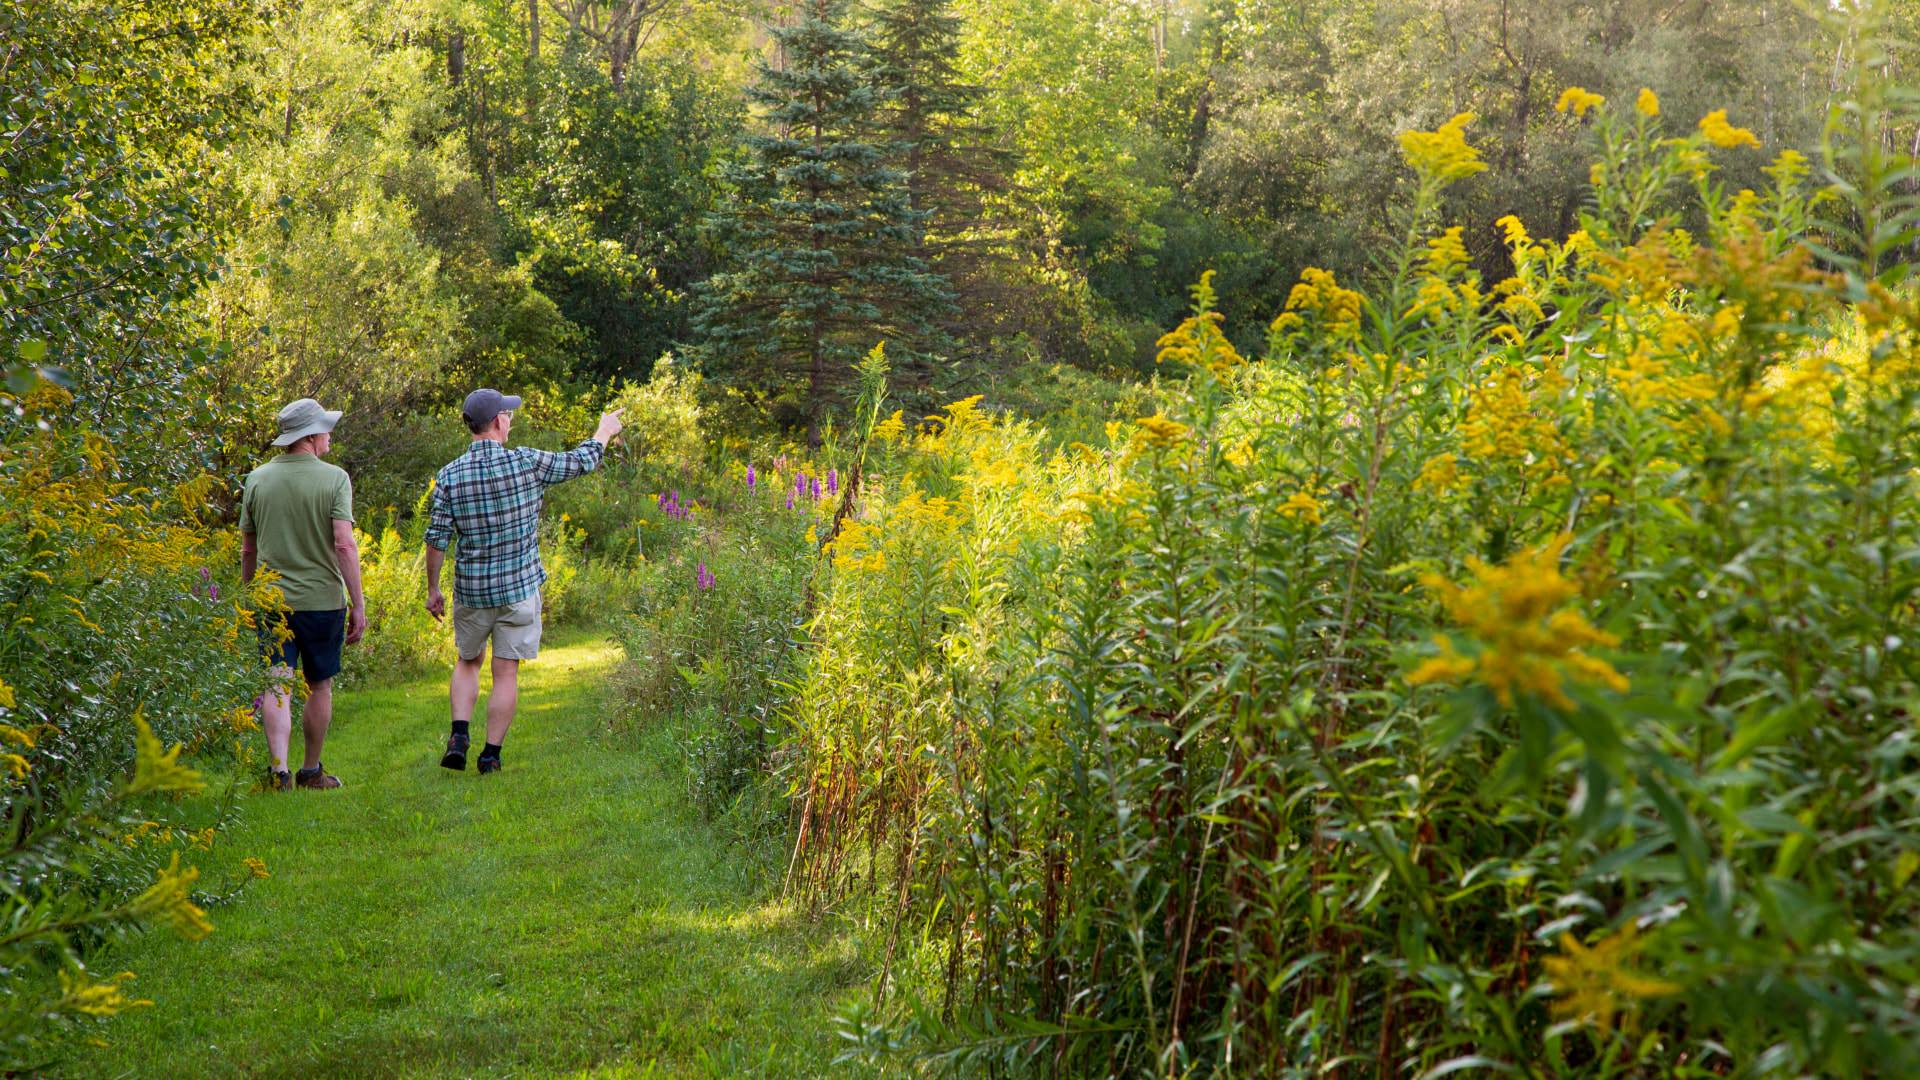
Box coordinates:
[810,477,822,501]
[785,492,795,511]
[827,469,838,495]
[199,567,211,583]
[746,464,757,490]
[696,561,715,590]
[208,583,220,602]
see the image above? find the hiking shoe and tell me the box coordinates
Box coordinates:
[266,768,293,792]
[440,732,470,771]
[295,764,342,790]
[476,754,501,775]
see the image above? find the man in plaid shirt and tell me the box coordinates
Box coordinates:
[424,389,624,774]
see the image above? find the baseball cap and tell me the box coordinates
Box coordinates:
[461,388,523,429]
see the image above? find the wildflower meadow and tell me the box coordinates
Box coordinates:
[6,0,1920,1074]
[769,51,1920,1080]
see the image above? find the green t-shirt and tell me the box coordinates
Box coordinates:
[239,454,354,611]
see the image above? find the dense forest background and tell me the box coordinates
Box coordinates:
[7,0,1888,480]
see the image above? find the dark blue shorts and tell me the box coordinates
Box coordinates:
[258,608,346,685]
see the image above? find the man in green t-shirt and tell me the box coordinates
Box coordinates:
[240,398,367,791]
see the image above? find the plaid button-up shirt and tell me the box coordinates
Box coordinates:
[424,438,605,608]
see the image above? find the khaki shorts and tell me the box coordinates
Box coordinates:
[452,591,542,661]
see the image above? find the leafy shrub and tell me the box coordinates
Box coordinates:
[0,395,270,1063]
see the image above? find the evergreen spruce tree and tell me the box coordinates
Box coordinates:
[865,0,1014,383]
[691,0,948,446]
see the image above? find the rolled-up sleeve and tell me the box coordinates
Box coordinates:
[423,476,455,551]
[525,439,605,487]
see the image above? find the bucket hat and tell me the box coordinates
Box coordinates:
[272,398,343,447]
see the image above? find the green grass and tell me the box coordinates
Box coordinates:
[77,635,873,1078]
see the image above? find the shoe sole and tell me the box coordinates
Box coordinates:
[440,751,467,771]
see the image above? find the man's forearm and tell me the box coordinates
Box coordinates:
[335,542,365,612]
[424,545,445,593]
[241,535,257,583]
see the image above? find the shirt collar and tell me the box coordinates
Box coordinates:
[466,439,506,455]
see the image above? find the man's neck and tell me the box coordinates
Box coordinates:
[283,449,314,459]
[473,432,507,446]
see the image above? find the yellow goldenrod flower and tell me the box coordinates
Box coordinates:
[1699,109,1760,150]
[1766,148,1809,184]
[1495,215,1529,251]
[1408,277,1463,321]
[242,857,270,880]
[55,970,151,1018]
[931,396,990,439]
[1606,348,1715,411]
[1407,535,1629,711]
[128,854,213,941]
[1459,366,1570,481]
[1282,267,1364,332]
[1134,414,1191,450]
[874,410,906,443]
[128,714,205,797]
[1414,453,1463,494]
[1426,227,1469,274]
[1398,112,1487,183]
[1635,87,1660,118]
[1542,923,1680,1033]
[226,705,260,734]
[1554,87,1605,118]
[1277,491,1323,525]
[1155,272,1245,375]
[0,678,14,710]
[0,754,28,780]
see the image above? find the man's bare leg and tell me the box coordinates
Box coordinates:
[451,652,484,726]
[261,669,295,774]
[484,656,519,747]
[301,678,332,770]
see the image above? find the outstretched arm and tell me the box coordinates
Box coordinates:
[591,408,624,448]
[527,408,625,486]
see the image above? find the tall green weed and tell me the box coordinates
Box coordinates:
[793,38,1920,1078]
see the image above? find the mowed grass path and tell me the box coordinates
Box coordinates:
[80,636,870,1079]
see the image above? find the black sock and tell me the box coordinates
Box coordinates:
[480,743,502,760]
[451,720,469,738]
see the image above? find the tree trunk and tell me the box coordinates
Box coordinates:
[447,30,464,85]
